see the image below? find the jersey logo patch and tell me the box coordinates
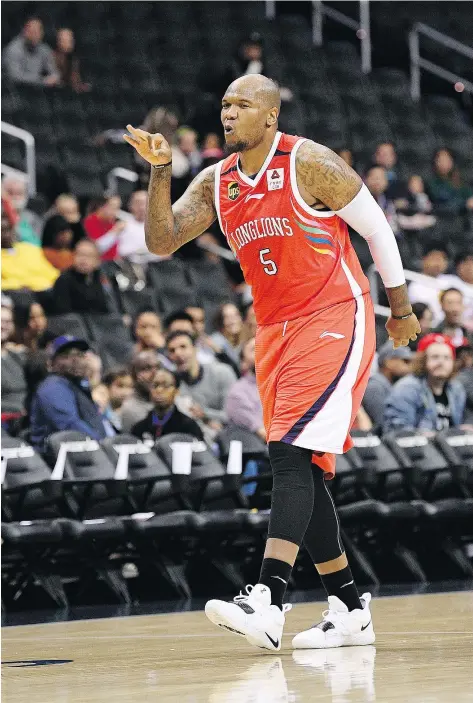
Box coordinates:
[244,193,264,202]
[267,168,284,191]
[228,181,240,201]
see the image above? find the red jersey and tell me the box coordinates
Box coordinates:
[215,131,370,325]
[83,213,117,261]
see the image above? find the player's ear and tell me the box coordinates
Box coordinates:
[266,108,278,127]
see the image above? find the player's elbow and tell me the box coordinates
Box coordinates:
[145,227,175,256]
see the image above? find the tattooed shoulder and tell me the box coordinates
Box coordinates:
[295,139,362,211]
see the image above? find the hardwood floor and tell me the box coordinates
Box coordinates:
[2,591,473,702]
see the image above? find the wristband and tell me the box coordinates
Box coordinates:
[152,161,172,170]
[392,312,413,320]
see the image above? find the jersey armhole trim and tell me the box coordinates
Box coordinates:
[290,139,336,219]
[214,159,224,232]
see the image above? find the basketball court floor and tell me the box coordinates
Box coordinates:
[2,589,473,702]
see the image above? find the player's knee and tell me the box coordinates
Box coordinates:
[268,441,314,488]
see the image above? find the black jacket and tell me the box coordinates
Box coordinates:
[52,267,117,315]
[131,406,204,442]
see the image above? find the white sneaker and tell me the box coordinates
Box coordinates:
[292,592,375,649]
[205,584,292,651]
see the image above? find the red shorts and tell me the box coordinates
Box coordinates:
[255,292,375,479]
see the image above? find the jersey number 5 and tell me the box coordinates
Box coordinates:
[259,248,278,276]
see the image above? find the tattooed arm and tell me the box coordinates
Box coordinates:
[145,164,217,255]
[296,140,420,347]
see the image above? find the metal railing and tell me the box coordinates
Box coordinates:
[368,264,446,308]
[1,121,36,196]
[312,0,371,73]
[409,22,473,100]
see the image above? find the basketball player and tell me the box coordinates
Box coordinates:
[124,74,420,651]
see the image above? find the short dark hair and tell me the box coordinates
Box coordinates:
[166,330,195,347]
[454,252,473,267]
[440,287,463,304]
[422,243,448,258]
[164,309,194,330]
[103,366,132,387]
[411,302,431,319]
[73,238,99,253]
[152,367,180,388]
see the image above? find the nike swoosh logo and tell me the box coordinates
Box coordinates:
[361,620,371,631]
[265,632,280,648]
[244,193,264,202]
[340,579,354,588]
[271,575,287,584]
[320,332,345,340]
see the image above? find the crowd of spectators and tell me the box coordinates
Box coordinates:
[2,18,473,470]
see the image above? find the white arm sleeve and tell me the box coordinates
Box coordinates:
[335,184,406,289]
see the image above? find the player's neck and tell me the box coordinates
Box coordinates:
[238,129,278,177]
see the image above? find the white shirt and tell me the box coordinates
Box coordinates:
[437,274,473,330]
[408,279,444,325]
[118,217,166,263]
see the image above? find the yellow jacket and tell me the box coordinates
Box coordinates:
[2,242,59,291]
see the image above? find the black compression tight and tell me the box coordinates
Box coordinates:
[267,441,344,562]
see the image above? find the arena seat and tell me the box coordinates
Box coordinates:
[147,260,196,315]
[1,437,60,521]
[47,313,91,341]
[83,313,134,368]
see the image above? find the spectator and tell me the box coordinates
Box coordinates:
[396,175,437,232]
[337,148,355,170]
[53,28,89,92]
[433,289,471,348]
[409,302,434,350]
[164,310,196,337]
[437,254,473,332]
[132,367,204,441]
[185,305,220,364]
[83,196,124,261]
[118,191,166,263]
[84,350,103,390]
[225,338,265,440]
[52,239,117,315]
[364,166,400,235]
[1,204,59,291]
[52,194,86,245]
[41,214,74,271]
[201,133,224,167]
[12,300,47,351]
[121,351,161,431]
[241,303,257,343]
[1,296,27,424]
[175,128,202,178]
[363,343,413,430]
[210,303,244,368]
[132,309,173,369]
[102,367,134,430]
[408,244,449,325]
[166,331,237,431]
[30,336,114,451]
[2,176,42,245]
[383,334,466,435]
[456,344,473,424]
[3,17,59,86]
[372,141,406,199]
[427,148,473,214]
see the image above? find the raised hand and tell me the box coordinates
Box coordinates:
[123,125,172,167]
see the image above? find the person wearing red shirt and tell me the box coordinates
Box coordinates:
[83,195,124,260]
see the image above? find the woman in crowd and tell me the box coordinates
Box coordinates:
[83,195,124,261]
[427,148,473,214]
[53,28,90,92]
[12,300,48,352]
[41,214,75,271]
[1,296,27,430]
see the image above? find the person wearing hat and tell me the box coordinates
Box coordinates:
[383,333,466,436]
[30,335,114,452]
[363,342,413,430]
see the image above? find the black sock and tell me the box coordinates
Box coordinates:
[319,565,362,612]
[259,558,292,609]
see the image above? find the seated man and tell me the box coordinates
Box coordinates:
[166,330,237,433]
[225,338,265,440]
[121,350,161,432]
[1,204,59,292]
[433,288,471,348]
[132,367,204,441]
[383,334,466,435]
[30,336,114,451]
[363,342,412,430]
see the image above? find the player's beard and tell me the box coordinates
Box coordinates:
[223,139,250,156]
